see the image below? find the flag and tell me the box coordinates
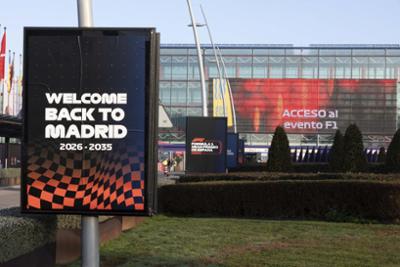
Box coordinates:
[18,54,22,96]
[0,30,5,81]
[7,51,14,93]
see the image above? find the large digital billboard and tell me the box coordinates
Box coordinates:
[22,28,159,215]
[212,79,398,135]
[186,117,227,173]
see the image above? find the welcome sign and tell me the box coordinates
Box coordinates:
[21,28,159,215]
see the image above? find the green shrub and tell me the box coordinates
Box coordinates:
[386,129,400,172]
[343,124,367,172]
[159,180,400,221]
[377,147,386,163]
[0,168,20,180]
[230,163,386,173]
[266,126,292,172]
[328,130,344,172]
[0,208,57,263]
[179,172,400,183]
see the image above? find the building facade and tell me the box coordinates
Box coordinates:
[159,44,400,150]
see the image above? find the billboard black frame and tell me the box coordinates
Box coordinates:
[21,27,159,216]
[185,116,227,173]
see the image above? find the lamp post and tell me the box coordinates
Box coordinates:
[77,1,100,267]
[217,46,238,133]
[186,0,208,117]
[196,5,238,133]
[199,5,226,117]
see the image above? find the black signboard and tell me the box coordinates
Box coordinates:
[185,117,227,173]
[22,28,159,215]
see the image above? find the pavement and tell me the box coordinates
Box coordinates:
[0,185,19,209]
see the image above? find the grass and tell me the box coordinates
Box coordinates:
[67,215,400,267]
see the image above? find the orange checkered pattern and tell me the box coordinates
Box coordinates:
[25,143,145,211]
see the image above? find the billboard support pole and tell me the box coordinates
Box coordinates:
[77,1,99,267]
[186,0,208,117]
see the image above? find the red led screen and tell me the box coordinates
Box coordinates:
[224,79,397,134]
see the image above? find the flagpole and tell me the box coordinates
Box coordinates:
[18,53,22,116]
[0,27,6,114]
[6,50,11,115]
[0,26,2,113]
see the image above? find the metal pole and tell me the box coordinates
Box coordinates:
[217,46,238,133]
[186,0,208,117]
[77,1,99,267]
[200,5,226,117]
[77,0,93,27]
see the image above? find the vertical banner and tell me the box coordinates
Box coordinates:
[186,117,227,173]
[22,28,159,215]
[212,78,233,127]
[227,133,238,169]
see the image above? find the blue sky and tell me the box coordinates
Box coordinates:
[2,0,400,56]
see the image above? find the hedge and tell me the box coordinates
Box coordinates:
[0,168,20,180]
[0,209,116,263]
[179,172,400,183]
[159,180,400,222]
[0,208,57,263]
[230,163,387,173]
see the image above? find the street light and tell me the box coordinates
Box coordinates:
[186,0,208,117]
[198,5,238,133]
[200,5,226,118]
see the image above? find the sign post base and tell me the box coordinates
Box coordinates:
[81,216,99,267]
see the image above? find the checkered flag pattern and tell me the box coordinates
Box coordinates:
[26,142,145,211]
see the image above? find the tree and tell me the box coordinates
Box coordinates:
[377,147,386,163]
[328,130,344,172]
[386,129,400,172]
[343,124,367,172]
[266,126,292,172]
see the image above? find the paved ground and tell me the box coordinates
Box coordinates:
[0,173,181,210]
[0,185,19,209]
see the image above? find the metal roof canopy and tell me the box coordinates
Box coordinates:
[0,115,22,138]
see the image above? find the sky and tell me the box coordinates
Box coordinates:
[1,0,400,59]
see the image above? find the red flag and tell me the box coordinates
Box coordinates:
[0,31,5,81]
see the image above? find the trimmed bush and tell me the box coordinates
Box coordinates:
[0,168,20,186]
[377,147,386,163]
[179,172,400,183]
[343,124,367,172]
[328,130,344,172]
[0,208,57,263]
[266,126,292,172]
[230,163,386,173]
[386,129,400,172]
[159,180,400,221]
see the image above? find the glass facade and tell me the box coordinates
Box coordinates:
[159,44,400,148]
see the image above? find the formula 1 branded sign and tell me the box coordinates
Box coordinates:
[22,28,159,215]
[186,117,227,173]
[191,138,222,155]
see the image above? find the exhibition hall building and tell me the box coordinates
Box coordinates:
[3,43,400,166]
[159,44,400,156]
